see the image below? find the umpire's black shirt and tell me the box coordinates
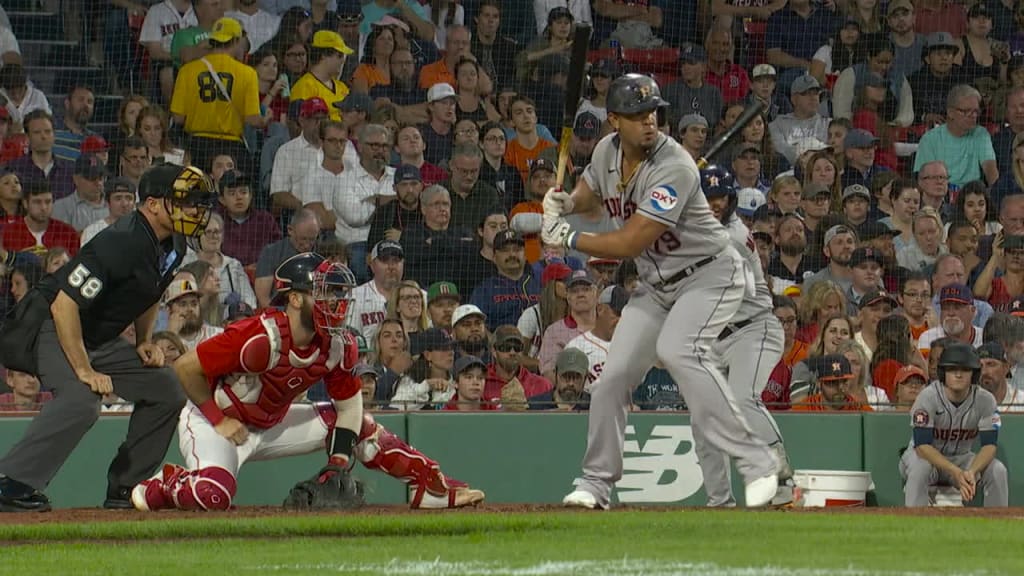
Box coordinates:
[34,211,185,350]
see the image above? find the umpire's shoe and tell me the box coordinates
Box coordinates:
[0,474,51,512]
[103,486,135,510]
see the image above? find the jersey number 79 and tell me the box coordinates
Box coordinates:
[197,71,235,103]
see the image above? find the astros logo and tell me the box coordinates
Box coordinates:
[650,185,678,212]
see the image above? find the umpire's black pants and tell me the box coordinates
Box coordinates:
[0,320,185,495]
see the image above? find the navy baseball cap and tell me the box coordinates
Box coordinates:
[219,169,249,189]
[75,153,106,179]
[680,42,707,63]
[859,289,897,310]
[939,283,974,305]
[977,341,1006,362]
[574,112,601,139]
[395,164,422,183]
[454,355,487,376]
[849,246,883,268]
[818,354,853,381]
[419,327,455,351]
[370,239,404,260]
[844,129,880,149]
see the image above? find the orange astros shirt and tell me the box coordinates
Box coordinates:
[505,137,554,185]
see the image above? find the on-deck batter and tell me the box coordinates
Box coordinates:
[542,73,779,510]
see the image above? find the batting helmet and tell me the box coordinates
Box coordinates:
[274,252,357,337]
[936,342,981,385]
[700,165,738,223]
[606,73,669,116]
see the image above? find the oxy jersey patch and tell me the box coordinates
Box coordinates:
[649,185,678,213]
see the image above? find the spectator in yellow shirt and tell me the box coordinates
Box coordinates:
[290,30,355,121]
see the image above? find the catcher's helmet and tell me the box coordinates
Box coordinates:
[138,164,216,238]
[274,252,357,337]
[606,73,669,116]
[936,342,981,385]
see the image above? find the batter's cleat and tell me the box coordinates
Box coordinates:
[131,464,186,512]
[562,489,604,510]
[744,473,779,508]
[0,475,51,513]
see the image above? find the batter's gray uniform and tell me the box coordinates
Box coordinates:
[696,216,788,507]
[899,383,1008,506]
[571,132,776,508]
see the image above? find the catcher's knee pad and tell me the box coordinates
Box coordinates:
[355,414,448,496]
[170,466,237,511]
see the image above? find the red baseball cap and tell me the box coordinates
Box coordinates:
[300,97,329,118]
[80,134,110,154]
[0,107,9,120]
[541,263,572,287]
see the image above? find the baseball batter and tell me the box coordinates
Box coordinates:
[131,253,484,511]
[544,73,778,510]
[900,343,1008,507]
[697,165,793,507]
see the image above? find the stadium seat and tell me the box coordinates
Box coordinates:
[587,48,619,64]
[622,48,680,75]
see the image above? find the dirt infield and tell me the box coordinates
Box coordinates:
[0,504,1021,525]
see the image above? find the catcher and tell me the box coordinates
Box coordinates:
[131,252,485,511]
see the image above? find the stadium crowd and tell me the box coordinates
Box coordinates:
[0,0,1023,414]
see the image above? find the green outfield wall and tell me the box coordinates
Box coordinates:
[0,412,1018,508]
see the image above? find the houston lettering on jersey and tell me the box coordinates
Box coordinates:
[934,428,979,442]
[603,198,638,220]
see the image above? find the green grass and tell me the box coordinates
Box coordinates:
[0,510,1018,576]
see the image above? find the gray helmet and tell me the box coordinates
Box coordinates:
[937,342,981,385]
[606,73,669,115]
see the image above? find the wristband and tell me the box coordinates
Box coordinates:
[199,398,225,426]
[567,231,579,250]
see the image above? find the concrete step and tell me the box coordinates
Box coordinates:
[25,65,107,96]
[18,39,81,67]
[8,10,63,42]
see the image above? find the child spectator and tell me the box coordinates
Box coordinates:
[0,370,52,411]
[443,355,493,411]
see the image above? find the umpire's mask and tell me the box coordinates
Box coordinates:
[165,166,216,238]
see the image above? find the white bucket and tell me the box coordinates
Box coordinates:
[792,469,873,508]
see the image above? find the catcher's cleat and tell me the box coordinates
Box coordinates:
[131,464,186,512]
[410,477,485,509]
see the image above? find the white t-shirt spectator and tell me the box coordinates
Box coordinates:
[140,0,198,55]
[309,163,395,244]
[423,4,464,50]
[80,219,110,247]
[178,324,224,352]
[517,304,543,358]
[2,81,52,127]
[348,280,390,345]
[0,26,20,57]
[227,8,281,53]
[812,44,833,75]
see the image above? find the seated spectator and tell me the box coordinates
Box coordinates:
[767,175,802,214]
[117,137,152,188]
[767,213,816,294]
[677,114,709,161]
[798,183,833,242]
[839,338,890,408]
[0,64,51,129]
[897,206,947,271]
[338,93,374,139]
[792,313,855,401]
[880,179,921,249]
[446,144,501,231]
[402,185,477,290]
[913,85,998,188]
[663,43,724,131]
[765,295,802,409]
[2,182,79,258]
[479,122,525,212]
[7,258,41,304]
[470,230,541,331]
[451,303,490,360]
[857,289,897,361]
[426,281,460,332]
[888,364,929,410]
[518,262,570,361]
[350,240,405,344]
[370,49,429,125]
[79,177,137,247]
[919,283,985,356]
[388,279,429,347]
[42,247,69,275]
[371,317,414,404]
[463,209,508,298]
[357,363,382,409]
[509,158,559,263]
[484,324,553,410]
[515,8,574,88]
[976,233,1024,309]
[368,164,424,249]
[268,97,328,213]
[977,340,1024,412]
[215,170,281,266]
[162,272,224,352]
[833,36,915,129]
[352,25,397,94]
[137,105,188,166]
[908,32,961,125]
[704,25,750,105]
[391,327,456,410]
[932,253,993,327]
[253,208,320,307]
[180,260,225,326]
[442,355,494,411]
[454,58,499,125]
[745,64,782,123]
[949,180,1001,238]
[6,110,74,200]
[0,370,52,411]
[840,185,871,231]
[539,270,597,381]
[900,270,936,344]
[792,354,874,411]
[0,168,23,226]
[531,347,590,411]
[182,212,257,313]
[420,83,458,168]
[393,125,448,186]
[504,96,555,185]
[809,18,863,87]
[770,75,831,164]
[945,219,983,285]
[564,283,627,393]
[52,155,108,233]
[843,247,885,313]
[290,30,355,121]
[841,129,889,190]
[53,85,98,163]
[954,3,1008,88]
[870,313,926,400]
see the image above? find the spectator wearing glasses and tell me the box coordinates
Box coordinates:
[899,271,937,345]
[484,325,552,411]
[445,144,501,231]
[117,137,151,187]
[916,161,952,217]
[913,84,998,188]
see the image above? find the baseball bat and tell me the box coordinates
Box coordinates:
[695,101,766,170]
[556,24,594,188]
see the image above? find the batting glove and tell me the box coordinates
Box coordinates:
[542,188,575,217]
[542,214,576,248]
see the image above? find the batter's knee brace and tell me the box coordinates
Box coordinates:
[169,466,237,511]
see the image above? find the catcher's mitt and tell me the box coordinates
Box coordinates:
[282,465,365,511]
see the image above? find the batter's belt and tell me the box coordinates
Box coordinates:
[654,255,717,291]
[717,318,754,341]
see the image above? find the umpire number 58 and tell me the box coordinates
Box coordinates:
[68,264,103,299]
[197,71,234,103]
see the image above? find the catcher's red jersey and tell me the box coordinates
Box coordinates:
[195,310,360,429]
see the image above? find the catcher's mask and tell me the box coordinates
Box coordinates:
[165,166,216,238]
[274,253,356,338]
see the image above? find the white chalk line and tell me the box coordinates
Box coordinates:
[244,559,995,576]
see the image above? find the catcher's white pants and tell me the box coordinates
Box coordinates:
[179,402,330,475]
